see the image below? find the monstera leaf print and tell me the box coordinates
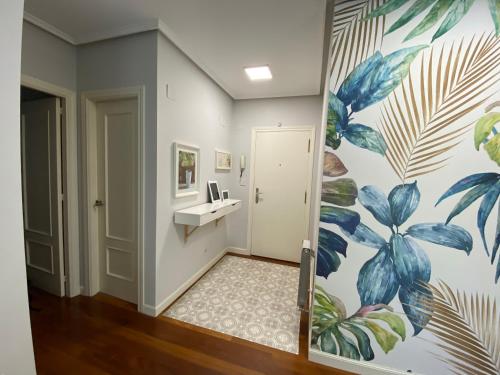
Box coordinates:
[436,173,500,282]
[410,281,500,375]
[327,45,426,154]
[318,152,359,278]
[346,182,473,334]
[329,0,386,91]
[381,34,500,182]
[365,0,500,41]
[475,112,500,166]
[311,286,406,361]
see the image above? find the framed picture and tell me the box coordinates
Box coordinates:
[215,149,232,170]
[174,142,200,198]
[208,180,221,203]
[222,190,229,201]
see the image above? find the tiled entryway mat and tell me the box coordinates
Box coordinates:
[164,255,301,353]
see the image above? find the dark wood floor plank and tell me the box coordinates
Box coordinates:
[29,288,353,375]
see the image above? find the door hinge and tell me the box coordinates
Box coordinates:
[304,191,307,204]
[307,139,311,153]
[63,274,68,283]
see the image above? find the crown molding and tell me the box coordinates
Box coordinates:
[157,19,233,98]
[24,12,77,45]
[76,18,159,45]
[22,13,234,97]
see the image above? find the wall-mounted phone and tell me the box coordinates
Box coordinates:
[240,154,246,178]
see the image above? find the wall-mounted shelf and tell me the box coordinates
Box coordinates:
[175,199,242,242]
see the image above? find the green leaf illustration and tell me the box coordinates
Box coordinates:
[312,287,405,361]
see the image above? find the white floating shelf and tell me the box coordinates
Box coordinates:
[175,199,242,242]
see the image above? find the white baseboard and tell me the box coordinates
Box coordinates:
[225,246,250,255]
[140,303,157,317]
[152,248,228,316]
[309,349,419,375]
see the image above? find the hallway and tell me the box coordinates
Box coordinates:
[29,288,350,375]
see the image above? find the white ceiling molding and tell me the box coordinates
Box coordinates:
[76,18,159,45]
[157,19,233,97]
[24,11,77,45]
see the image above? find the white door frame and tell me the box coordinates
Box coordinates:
[21,74,80,298]
[81,86,146,313]
[246,127,316,256]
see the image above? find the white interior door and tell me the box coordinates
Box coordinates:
[96,98,138,304]
[250,128,314,263]
[21,97,65,296]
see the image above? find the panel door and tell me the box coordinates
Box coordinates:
[96,98,138,303]
[21,97,65,296]
[250,129,313,263]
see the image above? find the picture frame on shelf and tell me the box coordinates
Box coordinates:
[222,190,229,201]
[208,180,221,203]
[174,142,200,198]
[215,149,232,170]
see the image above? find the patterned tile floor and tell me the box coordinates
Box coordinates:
[164,255,301,354]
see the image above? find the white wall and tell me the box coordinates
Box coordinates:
[22,21,77,91]
[227,96,323,249]
[0,1,36,374]
[77,32,158,306]
[155,32,234,308]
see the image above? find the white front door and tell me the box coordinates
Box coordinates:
[250,128,314,263]
[95,98,138,303]
[21,97,65,296]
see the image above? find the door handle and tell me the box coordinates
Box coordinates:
[94,199,105,207]
[255,188,263,204]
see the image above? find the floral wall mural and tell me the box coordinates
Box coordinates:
[312,1,500,374]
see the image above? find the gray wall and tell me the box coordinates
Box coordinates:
[77,32,158,307]
[22,21,77,91]
[0,2,36,374]
[227,96,323,249]
[155,32,234,306]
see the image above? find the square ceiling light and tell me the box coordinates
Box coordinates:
[245,65,272,81]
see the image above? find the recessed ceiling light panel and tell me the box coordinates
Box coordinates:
[245,66,272,81]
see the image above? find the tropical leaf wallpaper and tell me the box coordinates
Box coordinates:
[313,0,500,374]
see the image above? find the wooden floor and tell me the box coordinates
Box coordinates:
[29,288,351,375]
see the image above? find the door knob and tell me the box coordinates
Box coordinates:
[94,199,104,207]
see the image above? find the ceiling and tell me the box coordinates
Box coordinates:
[24,0,326,99]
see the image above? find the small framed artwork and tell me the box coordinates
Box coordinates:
[222,190,229,201]
[208,180,221,203]
[215,149,232,170]
[174,142,200,198]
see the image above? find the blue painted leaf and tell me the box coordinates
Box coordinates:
[383,0,435,34]
[349,45,427,112]
[445,181,494,224]
[404,0,454,41]
[337,52,383,108]
[358,185,393,227]
[399,284,433,336]
[326,93,348,149]
[492,205,499,269]
[341,223,387,249]
[320,206,360,234]
[406,223,473,254]
[343,124,387,156]
[317,228,347,278]
[436,173,499,205]
[478,180,500,255]
[332,326,360,360]
[357,244,400,306]
[343,324,374,361]
[388,182,420,226]
[391,234,431,286]
[364,0,408,18]
[432,0,475,42]
[496,256,500,283]
[320,329,337,354]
